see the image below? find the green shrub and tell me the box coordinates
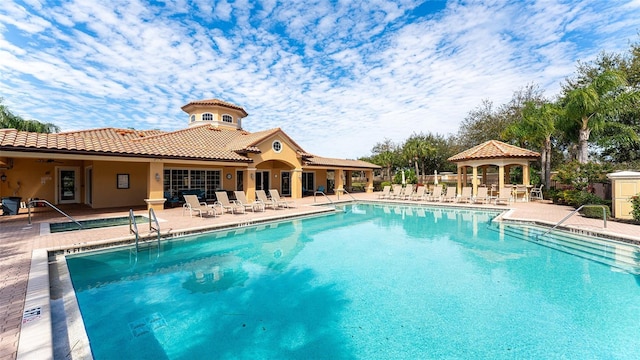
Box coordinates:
[631,194,640,221]
[580,204,611,219]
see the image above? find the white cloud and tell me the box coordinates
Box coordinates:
[0,0,638,158]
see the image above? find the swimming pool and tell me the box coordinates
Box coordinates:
[65,203,640,359]
[49,215,149,233]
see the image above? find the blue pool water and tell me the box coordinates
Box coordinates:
[50,215,149,233]
[66,203,640,359]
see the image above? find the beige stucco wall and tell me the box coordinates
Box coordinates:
[0,158,81,206]
[91,161,148,208]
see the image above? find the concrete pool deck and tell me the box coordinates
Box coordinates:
[1,192,639,359]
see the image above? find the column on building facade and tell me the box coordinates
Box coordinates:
[292,168,303,199]
[246,168,257,201]
[335,169,344,198]
[145,161,166,211]
[365,170,374,193]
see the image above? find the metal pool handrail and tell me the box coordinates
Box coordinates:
[340,188,357,201]
[27,199,83,228]
[313,190,334,205]
[537,204,607,240]
[129,209,140,253]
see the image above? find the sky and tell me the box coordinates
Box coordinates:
[1,0,639,159]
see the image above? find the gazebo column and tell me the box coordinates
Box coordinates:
[498,166,505,190]
[472,166,478,196]
[456,165,462,194]
[504,165,511,184]
[523,164,530,186]
[482,166,487,186]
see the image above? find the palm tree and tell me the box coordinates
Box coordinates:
[561,70,634,163]
[504,101,561,187]
[0,99,60,133]
[403,136,428,181]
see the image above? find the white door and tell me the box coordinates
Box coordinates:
[57,167,80,204]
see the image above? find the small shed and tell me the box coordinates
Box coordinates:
[447,140,540,197]
[606,171,640,219]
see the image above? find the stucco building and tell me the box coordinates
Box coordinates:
[0,99,379,211]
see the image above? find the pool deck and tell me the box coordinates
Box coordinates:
[1,192,639,359]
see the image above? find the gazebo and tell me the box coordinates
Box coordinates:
[447,140,541,198]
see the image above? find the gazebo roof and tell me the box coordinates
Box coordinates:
[448,140,540,162]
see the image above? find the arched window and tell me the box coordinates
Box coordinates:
[222,114,233,123]
[202,113,213,121]
[190,114,196,123]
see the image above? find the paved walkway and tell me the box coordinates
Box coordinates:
[1,193,638,359]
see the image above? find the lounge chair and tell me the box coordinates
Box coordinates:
[390,184,404,199]
[457,187,472,203]
[215,191,245,214]
[256,189,278,209]
[234,191,265,212]
[411,186,427,201]
[441,187,457,202]
[473,187,490,204]
[269,189,296,208]
[182,194,221,218]
[494,187,512,205]
[529,184,544,201]
[378,185,391,199]
[401,185,415,200]
[428,186,442,202]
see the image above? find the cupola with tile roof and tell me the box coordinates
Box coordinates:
[181,99,249,130]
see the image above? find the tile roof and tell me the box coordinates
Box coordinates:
[1,125,380,169]
[448,140,540,162]
[181,98,248,116]
[305,156,382,169]
[0,126,251,162]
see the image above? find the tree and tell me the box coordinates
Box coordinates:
[403,134,432,181]
[369,139,401,181]
[0,98,60,133]
[457,84,545,149]
[561,47,640,162]
[561,70,637,163]
[503,100,562,187]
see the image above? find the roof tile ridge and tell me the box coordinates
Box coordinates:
[58,127,122,135]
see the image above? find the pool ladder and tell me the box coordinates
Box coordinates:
[129,208,161,254]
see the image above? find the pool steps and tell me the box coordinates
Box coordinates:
[495,223,640,275]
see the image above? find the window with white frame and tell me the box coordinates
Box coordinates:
[222,114,233,123]
[202,113,213,121]
[272,140,282,153]
[190,114,196,123]
[164,169,221,200]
